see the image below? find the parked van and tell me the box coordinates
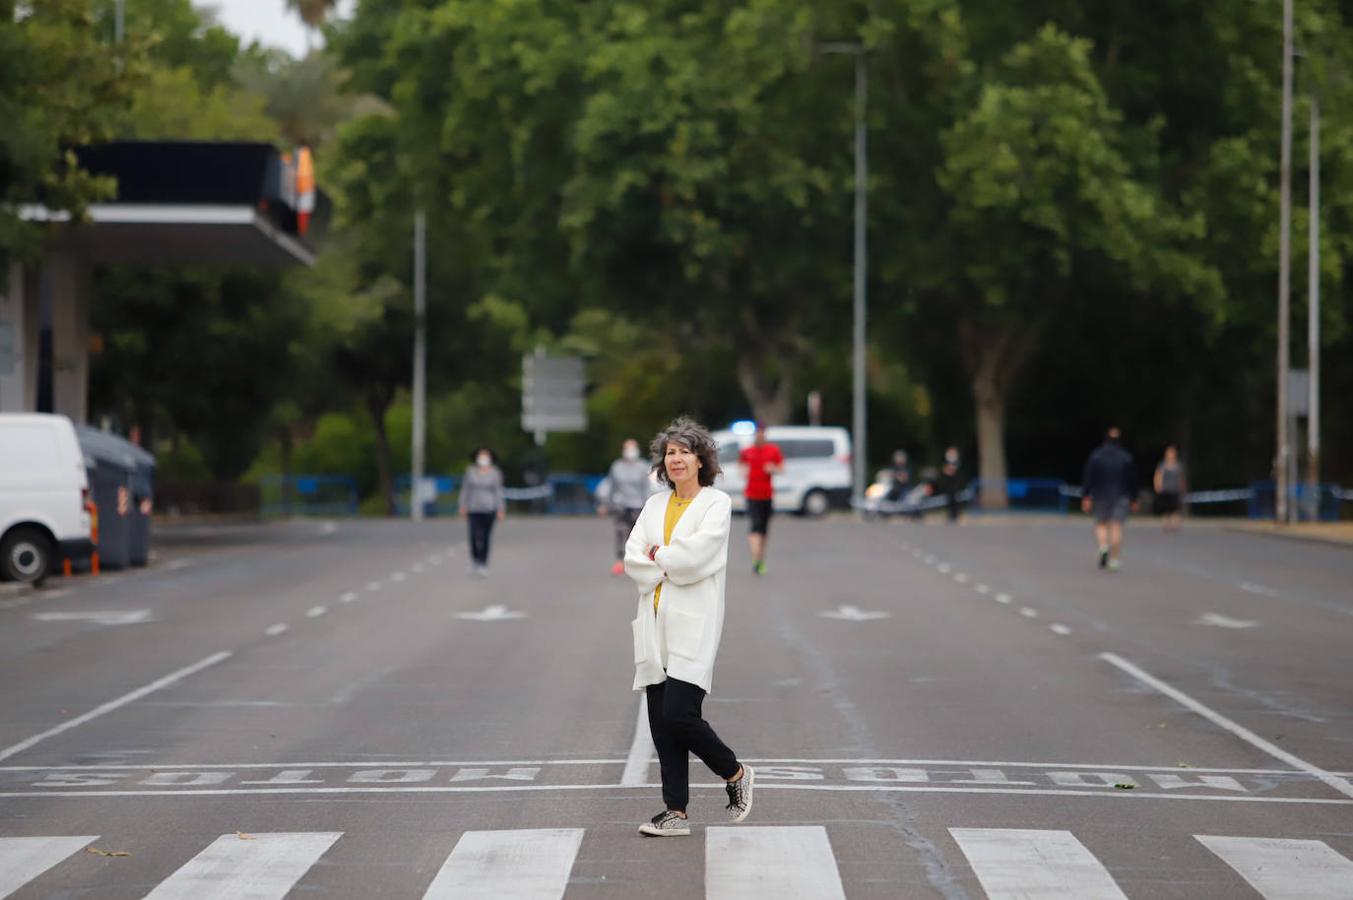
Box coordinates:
[712,425,852,517]
[0,414,94,583]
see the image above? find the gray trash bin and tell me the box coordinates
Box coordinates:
[77,427,138,571]
[127,444,156,566]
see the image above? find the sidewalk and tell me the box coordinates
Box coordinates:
[1224,520,1353,548]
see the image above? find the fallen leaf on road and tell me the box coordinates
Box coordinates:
[86,847,130,857]
[236,831,256,840]
[1113,783,1136,790]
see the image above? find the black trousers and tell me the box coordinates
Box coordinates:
[646,677,741,812]
[467,512,496,564]
[614,507,641,560]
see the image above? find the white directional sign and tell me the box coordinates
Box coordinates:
[818,605,889,622]
[1195,613,1259,629]
[32,610,151,626]
[522,352,586,435]
[457,605,527,622]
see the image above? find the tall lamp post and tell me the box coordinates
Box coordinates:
[818,42,869,509]
[1275,0,1294,523]
[411,209,427,522]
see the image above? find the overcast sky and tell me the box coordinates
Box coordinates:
[201,0,355,58]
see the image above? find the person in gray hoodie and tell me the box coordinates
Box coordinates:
[596,438,655,575]
[459,447,506,576]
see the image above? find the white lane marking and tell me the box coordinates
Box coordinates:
[423,828,582,900]
[950,828,1128,899]
[975,584,990,594]
[0,835,98,897]
[937,563,952,574]
[706,826,846,900]
[144,831,341,900]
[390,572,407,583]
[621,694,654,787]
[1050,624,1071,636]
[3,785,1351,805]
[995,593,1013,604]
[1238,581,1279,598]
[1019,607,1039,618]
[305,606,327,618]
[265,624,289,637]
[1100,653,1353,800]
[165,559,194,572]
[954,573,969,583]
[1197,835,1353,899]
[818,605,889,622]
[319,521,338,535]
[340,592,359,604]
[1195,613,1259,629]
[411,563,425,574]
[457,605,526,621]
[922,554,935,564]
[0,652,232,763]
[32,610,151,626]
[366,581,382,592]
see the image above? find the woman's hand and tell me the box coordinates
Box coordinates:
[497,509,506,522]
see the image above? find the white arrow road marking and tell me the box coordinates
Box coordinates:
[818,605,890,622]
[1196,613,1259,629]
[31,611,150,626]
[457,605,527,622]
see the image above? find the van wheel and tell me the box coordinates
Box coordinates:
[0,527,53,584]
[802,490,831,518]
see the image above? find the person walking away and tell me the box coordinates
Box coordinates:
[1153,445,1186,533]
[598,438,654,575]
[1081,427,1138,570]
[459,447,505,576]
[935,446,963,523]
[625,417,754,836]
[884,450,911,509]
[739,424,783,575]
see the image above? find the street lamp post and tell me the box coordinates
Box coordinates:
[819,43,869,509]
[1275,0,1294,523]
[411,209,427,522]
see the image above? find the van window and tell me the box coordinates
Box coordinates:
[776,439,837,460]
[718,441,743,465]
[0,425,64,476]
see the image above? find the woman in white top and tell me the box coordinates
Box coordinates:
[625,417,755,836]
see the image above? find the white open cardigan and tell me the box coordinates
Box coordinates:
[623,487,732,694]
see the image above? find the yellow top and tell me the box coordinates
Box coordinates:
[653,492,695,612]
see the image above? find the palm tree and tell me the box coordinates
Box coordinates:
[284,0,338,52]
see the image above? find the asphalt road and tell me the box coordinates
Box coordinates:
[0,511,1350,898]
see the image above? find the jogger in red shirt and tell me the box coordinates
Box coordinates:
[738,425,783,575]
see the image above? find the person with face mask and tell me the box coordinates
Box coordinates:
[934,446,964,523]
[597,439,657,575]
[459,447,505,576]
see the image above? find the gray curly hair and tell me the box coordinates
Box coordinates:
[649,416,722,488]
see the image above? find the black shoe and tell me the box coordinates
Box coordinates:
[638,810,691,836]
[1097,547,1109,570]
[725,765,755,823]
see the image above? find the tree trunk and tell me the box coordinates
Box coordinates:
[959,320,1042,511]
[366,393,395,517]
[735,345,795,425]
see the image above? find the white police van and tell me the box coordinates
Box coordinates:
[0,414,94,583]
[712,423,853,517]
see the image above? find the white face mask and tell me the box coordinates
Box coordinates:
[623,446,640,461]
[476,454,491,468]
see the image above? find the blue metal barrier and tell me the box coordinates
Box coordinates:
[260,475,359,516]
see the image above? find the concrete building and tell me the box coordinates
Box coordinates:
[0,141,322,424]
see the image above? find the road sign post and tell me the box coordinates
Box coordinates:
[522,350,586,445]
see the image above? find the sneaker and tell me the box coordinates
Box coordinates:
[638,810,690,837]
[754,561,767,576]
[1097,547,1109,570]
[1108,558,1122,572]
[476,564,490,578]
[725,765,755,823]
[610,561,625,576]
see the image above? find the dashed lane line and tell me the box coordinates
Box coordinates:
[340,592,359,604]
[1050,624,1071,636]
[1019,607,1039,618]
[265,624,289,637]
[306,606,327,618]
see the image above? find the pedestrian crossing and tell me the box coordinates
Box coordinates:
[1,827,1350,898]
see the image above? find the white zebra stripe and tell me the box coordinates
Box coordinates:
[0,836,96,898]
[143,832,341,900]
[950,827,1129,899]
[1197,835,1353,899]
[705,826,846,900]
[422,828,582,899]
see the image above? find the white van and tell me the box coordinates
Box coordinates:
[713,425,853,517]
[0,414,94,583]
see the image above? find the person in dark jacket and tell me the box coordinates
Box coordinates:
[1081,426,1138,570]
